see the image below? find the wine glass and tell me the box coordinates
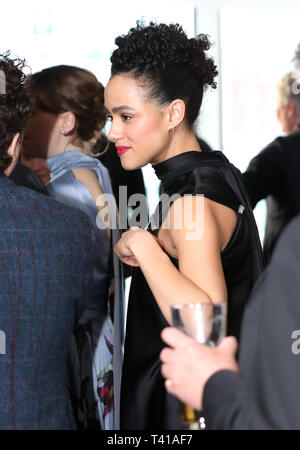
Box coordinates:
[171,302,227,430]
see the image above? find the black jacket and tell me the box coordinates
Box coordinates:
[242,129,300,262]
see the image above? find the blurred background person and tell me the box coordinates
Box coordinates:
[21,65,124,430]
[242,72,300,263]
[0,51,93,430]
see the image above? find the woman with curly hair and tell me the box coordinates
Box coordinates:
[22,65,124,430]
[104,22,263,430]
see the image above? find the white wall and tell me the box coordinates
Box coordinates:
[170,0,300,240]
[175,0,300,157]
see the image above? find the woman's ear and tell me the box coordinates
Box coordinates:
[4,132,21,176]
[168,99,186,130]
[59,111,76,135]
[287,99,296,118]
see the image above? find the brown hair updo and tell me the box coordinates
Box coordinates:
[29,65,107,148]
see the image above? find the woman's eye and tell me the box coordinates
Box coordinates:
[122,114,132,121]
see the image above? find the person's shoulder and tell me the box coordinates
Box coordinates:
[55,151,111,180]
[190,150,237,181]
[278,214,300,242]
[15,182,91,228]
[72,157,112,194]
[245,135,288,168]
[81,153,111,179]
[10,162,49,195]
[270,214,300,265]
[263,131,300,154]
[280,129,300,151]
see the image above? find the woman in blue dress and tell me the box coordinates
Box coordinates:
[22,65,124,430]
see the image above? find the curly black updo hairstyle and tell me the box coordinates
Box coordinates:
[110,21,218,127]
[0,52,31,172]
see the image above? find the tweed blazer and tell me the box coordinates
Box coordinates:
[0,174,93,429]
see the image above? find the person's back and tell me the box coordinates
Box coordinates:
[0,176,93,429]
[242,72,300,263]
[243,129,300,262]
[0,52,93,428]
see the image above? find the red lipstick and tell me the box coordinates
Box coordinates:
[116,146,131,156]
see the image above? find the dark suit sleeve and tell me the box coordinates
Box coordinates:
[203,370,246,429]
[203,216,300,429]
[74,212,94,322]
[242,140,284,208]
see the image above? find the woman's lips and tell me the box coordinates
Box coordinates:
[116,146,131,156]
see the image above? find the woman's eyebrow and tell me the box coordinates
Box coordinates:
[111,105,136,113]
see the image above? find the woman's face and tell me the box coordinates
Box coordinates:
[22,109,59,159]
[104,74,171,170]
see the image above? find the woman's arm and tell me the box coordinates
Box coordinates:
[114,196,236,323]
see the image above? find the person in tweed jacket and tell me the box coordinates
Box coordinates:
[0,52,94,429]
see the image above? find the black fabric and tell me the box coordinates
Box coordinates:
[67,325,101,430]
[121,150,263,430]
[10,161,49,195]
[203,214,300,429]
[242,128,300,263]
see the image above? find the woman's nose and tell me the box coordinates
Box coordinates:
[107,119,123,143]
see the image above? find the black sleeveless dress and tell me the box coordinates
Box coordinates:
[120,151,263,430]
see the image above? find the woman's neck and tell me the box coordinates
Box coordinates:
[151,128,201,166]
[47,139,85,158]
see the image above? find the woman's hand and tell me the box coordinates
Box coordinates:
[114,227,165,266]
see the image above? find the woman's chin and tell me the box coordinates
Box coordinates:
[120,157,143,171]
